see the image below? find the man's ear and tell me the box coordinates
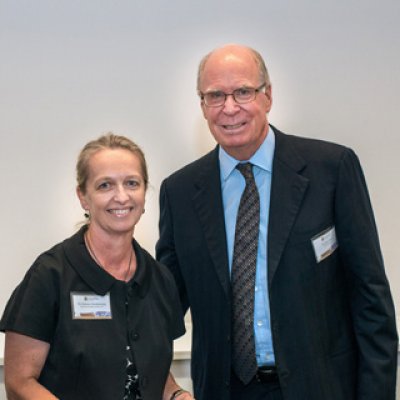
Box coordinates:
[200,100,208,119]
[264,85,273,113]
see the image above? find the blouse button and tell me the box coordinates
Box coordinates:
[140,376,148,388]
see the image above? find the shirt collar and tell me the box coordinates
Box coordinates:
[219,125,275,182]
[64,226,151,297]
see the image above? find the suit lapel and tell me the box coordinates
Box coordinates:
[192,148,231,298]
[190,131,308,295]
[268,130,309,284]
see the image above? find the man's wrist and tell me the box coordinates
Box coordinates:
[170,388,187,400]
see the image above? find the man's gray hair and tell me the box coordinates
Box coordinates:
[196,45,271,93]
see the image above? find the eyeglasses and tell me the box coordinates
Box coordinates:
[200,83,267,107]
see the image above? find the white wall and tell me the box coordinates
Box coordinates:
[1,0,399,330]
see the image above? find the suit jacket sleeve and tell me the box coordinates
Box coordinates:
[156,179,190,314]
[335,148,398,399]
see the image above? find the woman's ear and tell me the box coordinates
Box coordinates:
[76,187,88,211]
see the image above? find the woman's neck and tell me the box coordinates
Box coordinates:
[84,226,136,281]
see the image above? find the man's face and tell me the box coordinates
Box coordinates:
[199,47,272,160]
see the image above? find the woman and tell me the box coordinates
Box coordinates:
[0,134,193,400]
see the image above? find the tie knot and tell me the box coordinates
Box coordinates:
[236,162,254,182]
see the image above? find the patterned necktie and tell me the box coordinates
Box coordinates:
[231,162,260,384]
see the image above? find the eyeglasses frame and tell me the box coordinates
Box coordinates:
[200,83,268,107]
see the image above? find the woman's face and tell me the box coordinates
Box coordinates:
[77,148,146,237]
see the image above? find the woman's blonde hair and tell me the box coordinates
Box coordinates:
[76,133,148,194]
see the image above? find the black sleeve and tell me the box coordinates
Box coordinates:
[156,179,189,313]
[0,257,60,343]
[335,148,398,399]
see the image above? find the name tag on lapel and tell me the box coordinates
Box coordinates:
[71,292,112,319]
[311,226,338,263]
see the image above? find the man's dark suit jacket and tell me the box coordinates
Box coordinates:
[156,127,398,400]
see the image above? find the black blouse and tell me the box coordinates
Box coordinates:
[0,227,185,400]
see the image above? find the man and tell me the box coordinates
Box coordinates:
[156,44,398,400]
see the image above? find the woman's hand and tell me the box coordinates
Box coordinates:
[164,372,195,400]
[170,388,195,400]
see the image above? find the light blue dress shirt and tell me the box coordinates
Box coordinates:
[219,127,275,366]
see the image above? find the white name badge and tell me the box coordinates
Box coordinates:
[311,226,338,263]
[71,292,112,320]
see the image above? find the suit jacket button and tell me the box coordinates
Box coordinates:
[130,331,139,341]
